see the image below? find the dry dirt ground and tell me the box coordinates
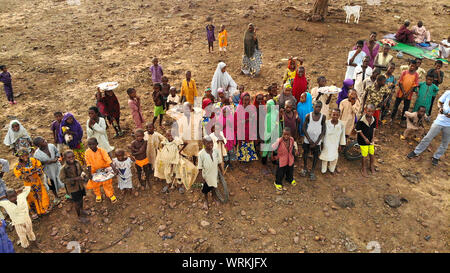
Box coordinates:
[0,0,449,253]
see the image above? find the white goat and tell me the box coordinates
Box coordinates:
[344,5,362,24]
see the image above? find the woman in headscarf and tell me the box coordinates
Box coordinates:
[13,148,50,219]
[395,20,414,44]
[32,136,65,205]
[261,99,280,165]
[234,92,258,162]
[355,32,380,68]
[59,113,86,165]
[278,82,297,110]
[96,88,123,137]
[3,120,32,156]
[292,66,308,103]
[296,92,313,137]
[87,106,114,155]
[218,105,236,167]
[211,62,237,99]
[202,98,214,136]
[242,24,262,77]
[336,79,355,107]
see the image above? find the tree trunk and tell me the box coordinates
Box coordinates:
[309,0,329,22]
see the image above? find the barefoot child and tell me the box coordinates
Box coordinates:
[356,104,377,177]
[0,65,16,104]
[159,129,186,194]
[129,129,152,190]
[271,128,298,191]
[206,24,215,53]
[111,149,134,196]
[302,101,326,181]
[319,109,346,175]
[50,111,64,154]
[401,106,427,141]
[281,100,299,139]
[144,123,166,173]
[60,150,89,224]
[127,88,145,129]
[161,76,171,110]
[152,83,165,126]
[85,137,117,203]
[198,136,224,210]
[149,57,163,84]
[96,88,123,137]
[218,25,228,54]
[0,187,36,248]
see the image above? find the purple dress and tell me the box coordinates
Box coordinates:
[58,113,84,149]
[0,71,13,102]
[0,219,14,253]
[149,65,163,83]
[206,25,215,43]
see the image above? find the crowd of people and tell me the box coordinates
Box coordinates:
[0,24,448,253]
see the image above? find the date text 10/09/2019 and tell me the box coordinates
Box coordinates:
[182,257,268,271]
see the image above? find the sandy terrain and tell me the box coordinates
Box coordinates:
[0,0,449,253]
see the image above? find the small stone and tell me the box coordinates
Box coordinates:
[200,220,210,227]
[334,196,355,208]
[103,218,110,224]
[240,210,247,216]
[268,228,277,235]
[139,226,144,232]
[169,202,177,209]
[158,225,167,231]
[50,229,58,237]
[294,236,299,244]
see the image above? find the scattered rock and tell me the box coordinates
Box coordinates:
[424,235,431,241]
[158,225,167,231]
[240,210,247,216]
[50,228,58,237]
[334,196,355,208]
[399,168,421,184]
[344,238,357,252]
[103,218,110,224]
[268,228,277,235]
[384,194,407,208]
[294,236,299,244]
[200,220,210,227]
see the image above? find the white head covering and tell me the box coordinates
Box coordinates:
[3,120,30,147]
[210,62,237,99]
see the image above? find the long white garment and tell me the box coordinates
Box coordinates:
[0,186,31,226]
[3,120,31,148]
[310,87,331,118]
[33,144,65,193]
[210,62,237,99]
[345,50,366,80]
[353,65,373,97]
[319,120,346,162]
[86,117,114,153]
[209,131,228,158]
[112,158,133,189]
[197,148,222,188]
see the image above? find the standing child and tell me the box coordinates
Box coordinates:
[401,106,427,141]
[127,88,145,129]
[218,106,236,168]
[85,137,117,203]
[129,129,152,190]
[33,137,65,205]
[218,25,228,54]
[209,123,227,170]
[87,106,114,154]
[302,101,326,181]
[97,88,123,137]
[271,128,298,191]
[161,76,171,110]
[281,100,299,139]
[167,87,180,110]
[413,75,439,115]
[232,85,244,107]
[356,104,377,177]
[198,136,224,210]
[0,187,35,248]
[144,123,167,174]
[50,112,64,154]
[0,65,16,104]
[339,89,361,138]
[426,60,444,116]
[158,129,186,194]
[391,61,419,122]
[206,24,215,53]
[60,150,89,224]
[13,148,50,219]
[111,149,134,196]
[152,83,165,126]
[319,109,346,175]
[149,57,163,84]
